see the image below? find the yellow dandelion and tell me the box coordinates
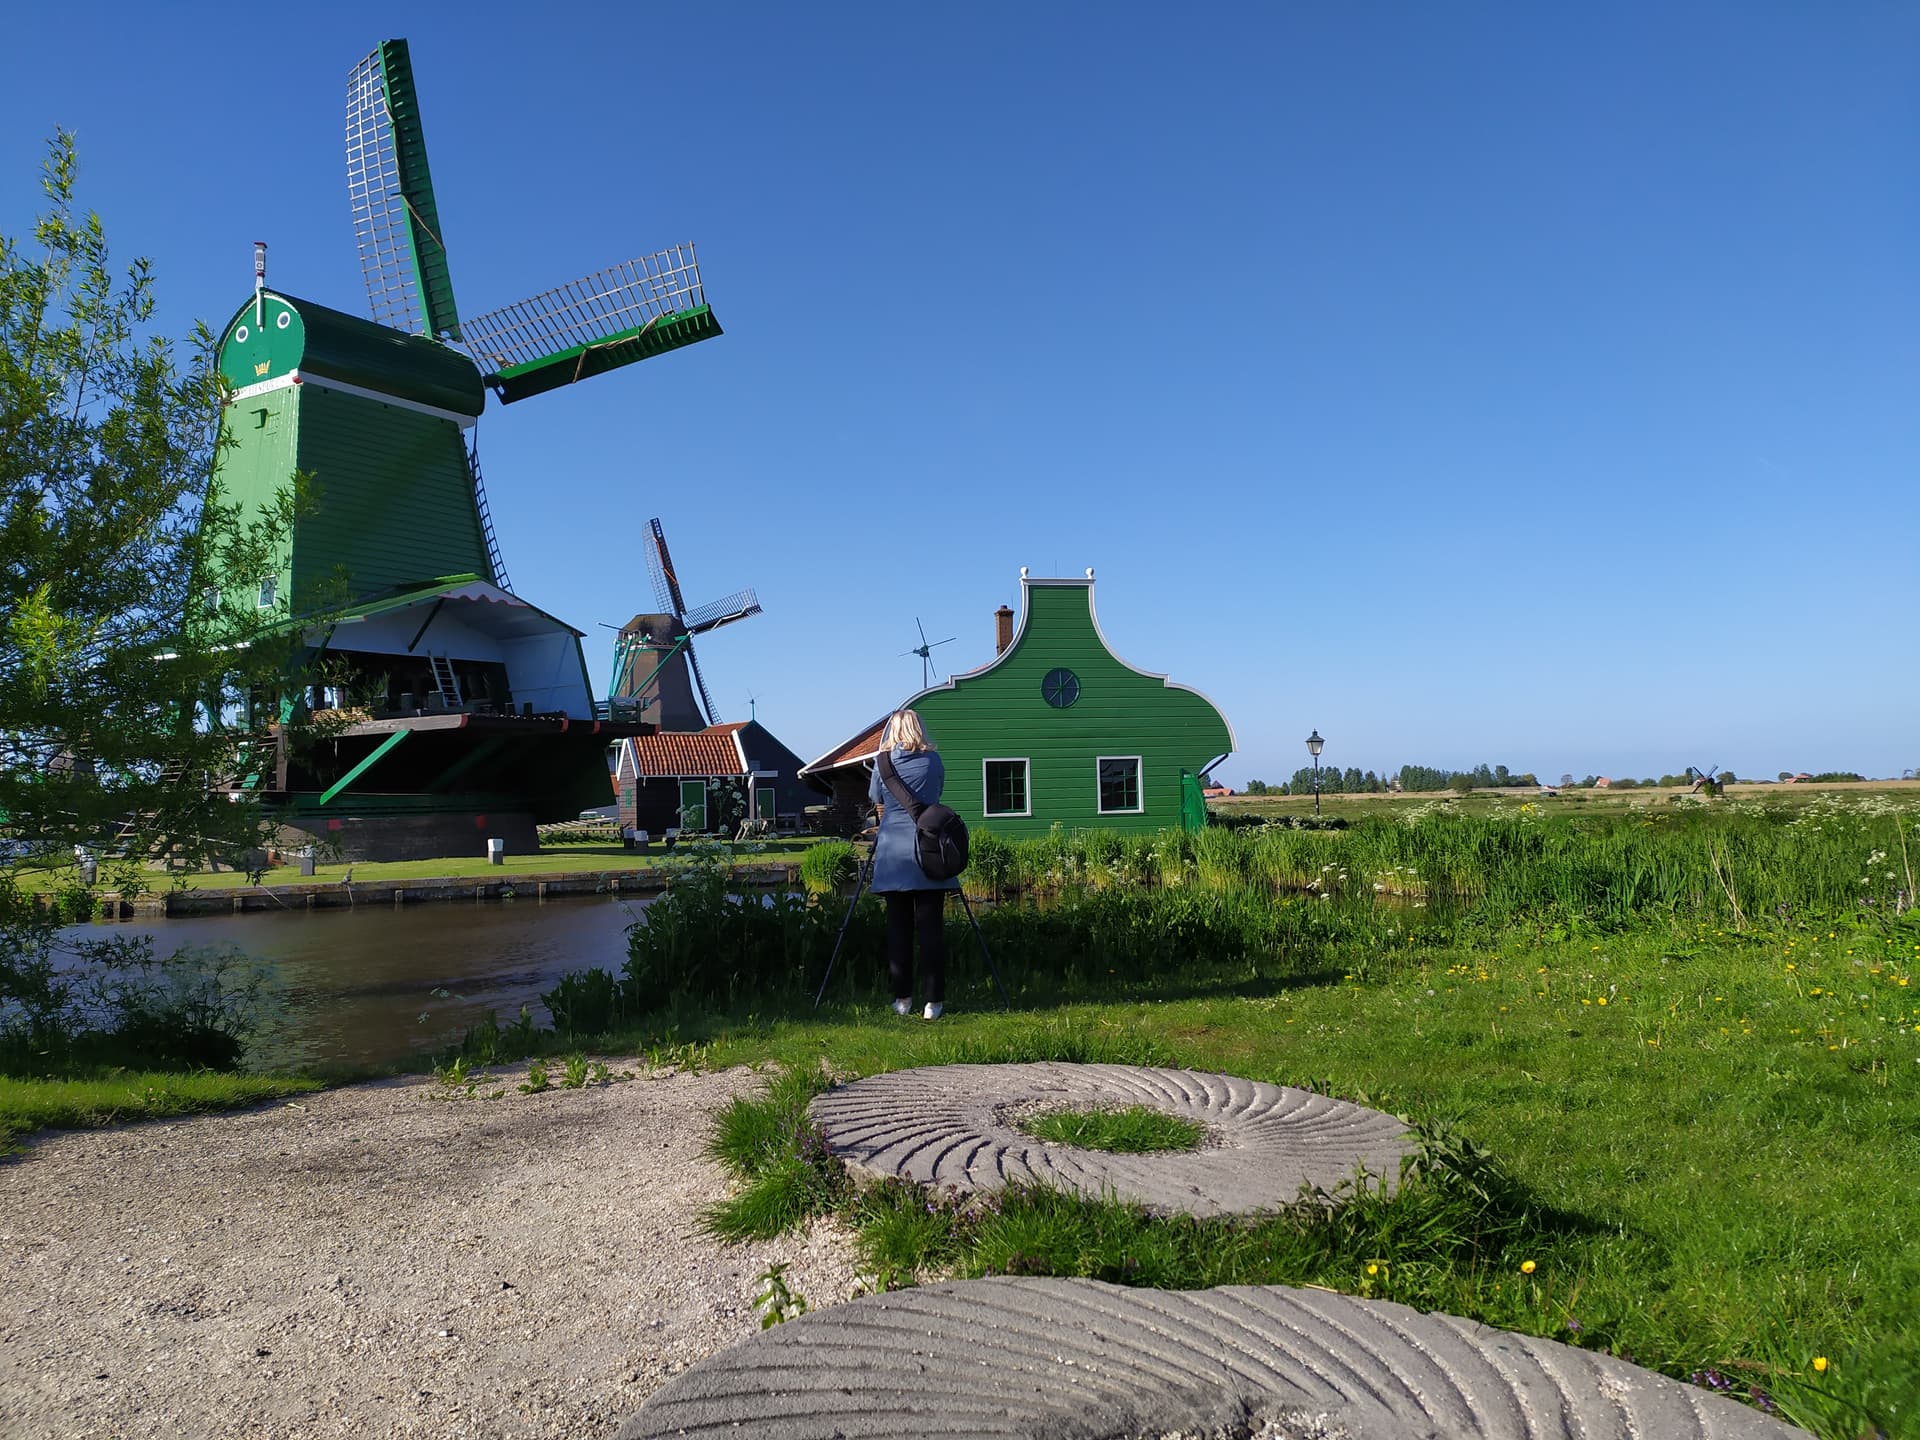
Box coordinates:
[1520,1259,1536,1275]
[1597,997,1608,1006]
[1813,1356,1829,1373]
[1367,1263,1379,1276]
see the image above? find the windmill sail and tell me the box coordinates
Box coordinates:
[460,248,721,404]
[683,638,720,730]
[645,518,689,617]
[681,587,762,635]
[346,40,462,340]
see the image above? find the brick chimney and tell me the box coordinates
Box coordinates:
[994,605,1015,655]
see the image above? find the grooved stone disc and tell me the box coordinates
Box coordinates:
[807,1063,1414,1217]
[618,1277,1808,1440]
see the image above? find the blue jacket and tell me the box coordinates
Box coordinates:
[868,747,959,892]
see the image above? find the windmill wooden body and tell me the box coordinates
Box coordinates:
[206,39,721,860]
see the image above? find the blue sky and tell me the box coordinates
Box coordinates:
[5,4,1915,784]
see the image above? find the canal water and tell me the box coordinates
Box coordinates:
[68,895,651,1073]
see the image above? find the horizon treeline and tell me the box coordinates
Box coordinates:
[1237,765,1895,795]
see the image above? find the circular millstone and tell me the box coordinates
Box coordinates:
[618,1277,1809,1440]
[807,1063,1414,1217]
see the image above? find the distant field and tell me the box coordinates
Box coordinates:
[1215,778,1920,820]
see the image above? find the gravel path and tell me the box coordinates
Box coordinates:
[0,1065,861,1440]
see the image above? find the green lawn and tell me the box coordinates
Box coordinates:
[8,838,824,894]
[642,919,1919,1438]
[0,1069,322,1153]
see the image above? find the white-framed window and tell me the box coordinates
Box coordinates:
[1096,756,1143,815]
[983,757,1031,818]
[256,573,278,608]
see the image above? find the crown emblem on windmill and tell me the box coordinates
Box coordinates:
[607,519,762,731]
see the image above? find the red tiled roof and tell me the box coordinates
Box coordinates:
[801,718,887,776]
[623,727,746,778]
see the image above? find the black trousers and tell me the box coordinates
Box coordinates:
[885,890,947,1005]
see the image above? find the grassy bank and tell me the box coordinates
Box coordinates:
[473,797,1920,1438]
[581,917,1917,1439]
[26,837,822,894]
[0,1069,321,1154]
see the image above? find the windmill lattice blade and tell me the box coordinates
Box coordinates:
[646,518,690,619]
[685,641,720,726]
[345,40,461,339]
[681,588,762,635]
[643,533,676,617]
[460,247,717,403]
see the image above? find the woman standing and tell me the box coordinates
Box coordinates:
[868,708,958,1018]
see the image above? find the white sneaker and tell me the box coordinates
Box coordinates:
[922,1002,944,1020]
[891,998,913,1017]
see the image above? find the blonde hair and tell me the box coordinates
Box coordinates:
[883,708,932,753]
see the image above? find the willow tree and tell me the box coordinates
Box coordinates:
[1,134,305,1041]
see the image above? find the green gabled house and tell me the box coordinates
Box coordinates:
[801,571,1234,836]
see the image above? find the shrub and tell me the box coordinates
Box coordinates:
[798,840,858,896]
[1,937,274,1073]
[543,967,623,1035]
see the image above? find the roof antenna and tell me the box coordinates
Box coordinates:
[253,241,267,327]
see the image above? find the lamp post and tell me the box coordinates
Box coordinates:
[1305,729,1325,818]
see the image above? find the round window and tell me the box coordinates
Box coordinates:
[1041,667,1081,709]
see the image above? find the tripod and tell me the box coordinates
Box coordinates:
[812,841,1009,1009]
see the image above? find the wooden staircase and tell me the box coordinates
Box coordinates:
[428,654,462,708]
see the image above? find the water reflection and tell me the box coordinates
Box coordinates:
[68,895,649,1072]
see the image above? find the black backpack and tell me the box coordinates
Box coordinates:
[877,749,970,881]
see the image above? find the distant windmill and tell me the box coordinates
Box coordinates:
[608,518,761,730]
[1688,763,1723,797]
[901,618,957,689]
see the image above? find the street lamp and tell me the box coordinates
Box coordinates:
[1305,729,1325,818]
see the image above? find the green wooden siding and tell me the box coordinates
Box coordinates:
[209,289,494,611]
[292,386,492,600]
[910,581,1230,837]
[211,387,298,611]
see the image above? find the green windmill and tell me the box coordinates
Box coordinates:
[206,38,720,860]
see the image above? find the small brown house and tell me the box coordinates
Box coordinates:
[612,721,812,835]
